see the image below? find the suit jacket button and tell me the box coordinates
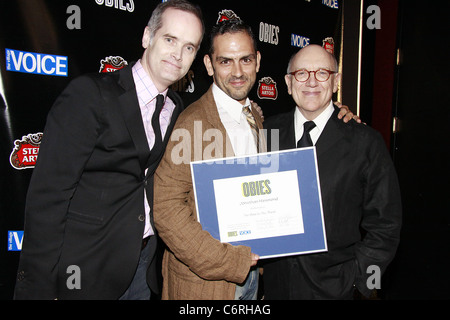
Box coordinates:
[138,214,145,222]
[17,271,25,281]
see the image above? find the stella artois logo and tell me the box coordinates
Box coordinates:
[322,37,335,54]
[99,56,128,73]
[217,9,241,24]
[257,77,278,100]
[10,133,43,170]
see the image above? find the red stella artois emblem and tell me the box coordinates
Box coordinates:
[99,56,128,73]
[322,37,335,54]
[257,77,278,100]
[217,9,241,24]
[10,133,43,170]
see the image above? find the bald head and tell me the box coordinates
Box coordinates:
[285,44,341,120]
[287,44,338,74]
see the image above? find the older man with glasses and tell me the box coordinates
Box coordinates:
[263,44,402,300]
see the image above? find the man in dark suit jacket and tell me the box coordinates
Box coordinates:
[14,0,204,300]
[263,45,402,299]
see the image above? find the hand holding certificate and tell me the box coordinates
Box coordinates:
[191,147,328,259]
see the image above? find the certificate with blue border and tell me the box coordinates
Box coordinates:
[190,147,327,259]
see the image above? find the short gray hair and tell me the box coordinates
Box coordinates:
[147,0,205,44]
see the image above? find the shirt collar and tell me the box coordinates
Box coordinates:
[132,60,168,107]
[212,83,251,123]
[294,100,334,135]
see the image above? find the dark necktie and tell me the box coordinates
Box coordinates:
[297,121,316,148]
[151,94,164,146]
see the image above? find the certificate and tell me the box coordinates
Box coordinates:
[213,170,304,243]
[190,147,327,259]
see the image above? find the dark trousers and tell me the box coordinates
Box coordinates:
[119,237,154,300]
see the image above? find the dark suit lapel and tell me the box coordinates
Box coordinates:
[117,65,150,173]
[264,108,296,152]
[281,109,296,150]
[315,106,344,157]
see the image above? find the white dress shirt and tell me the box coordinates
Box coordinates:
[294,101,335,146]
[212,83,258,156]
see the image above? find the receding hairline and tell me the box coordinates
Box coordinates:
[287,45,338,73]
[147,0,205,44]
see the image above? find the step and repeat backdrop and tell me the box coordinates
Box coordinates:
[0,0,341,298]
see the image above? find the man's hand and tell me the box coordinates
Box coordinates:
[250,100,264,121]
[251,253,260,267]
[335,101,362,123]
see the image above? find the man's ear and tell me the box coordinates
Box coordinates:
[203,54,214,77]
[256,51,261,73]
[285,74,292,95]
[142,26,151,49]
[333,73,342,93]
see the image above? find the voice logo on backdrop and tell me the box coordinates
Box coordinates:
[291,34,311,49]
[5,48,68,77]
[8,231,24,251]
[322,0,339,9]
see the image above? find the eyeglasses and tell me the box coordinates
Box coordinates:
[288,68,337,82]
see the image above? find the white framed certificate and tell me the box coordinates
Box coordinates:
[213,170,304,243]
[190,147,327,259]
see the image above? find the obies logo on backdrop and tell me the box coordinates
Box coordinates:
[10,133,43,170]
[99,56,128,73]
[5,48,68,77]
[257,77,278,100]
[217,9,241,23]
[259,22,280,46]
[171,70,195,93]
[95,0,135,12]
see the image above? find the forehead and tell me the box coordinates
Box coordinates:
[292,48,335,69]
[212,32,255,56]
[158,8,203,43]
